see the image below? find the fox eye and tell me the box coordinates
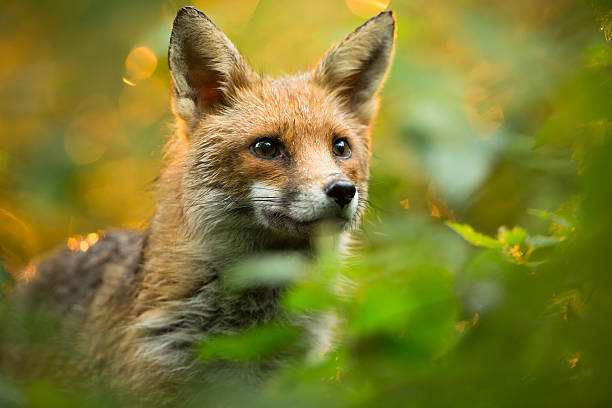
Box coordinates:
[332,138,351,159]
[251,138,281,159]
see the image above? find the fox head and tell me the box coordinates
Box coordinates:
[167,7,395,244]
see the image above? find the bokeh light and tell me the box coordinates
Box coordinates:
[345,0,390,18]
[125,46,158,81]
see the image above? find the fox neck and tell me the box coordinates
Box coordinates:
[139,141,313,308]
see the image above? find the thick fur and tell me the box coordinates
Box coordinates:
[5,6,395,401]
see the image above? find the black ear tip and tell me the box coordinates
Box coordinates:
[170,6,213,69]
[375,10,395,26]
[171,6,215,45]
[351,9,395,39]
[174,6,211,23]
[372,10,393,19]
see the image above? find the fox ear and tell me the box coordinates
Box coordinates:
[313,11,395,124]
[168,7,256,124]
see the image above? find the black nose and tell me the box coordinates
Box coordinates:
[325,180,356,208]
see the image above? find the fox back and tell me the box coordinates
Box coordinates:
[3,6,395,402]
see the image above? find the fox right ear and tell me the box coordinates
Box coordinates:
[168,7,256,125]
[313,11,395,125]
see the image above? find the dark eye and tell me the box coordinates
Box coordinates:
[251,138,281,159]
[332,138,351,159]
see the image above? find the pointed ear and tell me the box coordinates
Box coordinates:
[313,11,395,124]
[168,7,257,125]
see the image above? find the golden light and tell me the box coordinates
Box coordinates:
[122,77,137,87]
[568,353,580,368]
[67,232,102,252]
[400,199,410,209]
[86,232,99,246]
[345,0,389,18]
[67,237,79,251]
[125,46,158,81]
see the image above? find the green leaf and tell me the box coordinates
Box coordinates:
[446,222,503,249]
[224,253,306,290]
[351,284,419,334]
[525,235,562,248]
[198,323,302,361]
[498,226,527,246]
[284,281,337,312]
[527,209,574,228]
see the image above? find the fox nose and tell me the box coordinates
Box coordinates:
[325,180,356,208]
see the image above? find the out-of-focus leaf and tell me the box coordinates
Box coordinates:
[25,381,72,408]
[528,203,578,240]
[497,226,527,246]
[351,284,418,334]
[446,222,503,249]
[350,266,458,356]
[527,209,574,228]
[526,235,562,248]
[223,253,306,290]
[543,289,585,321]
[284,281,337,312]
[198,323,302,362]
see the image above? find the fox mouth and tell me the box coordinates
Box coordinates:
[261,210,349,235]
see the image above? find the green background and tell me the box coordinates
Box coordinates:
[1,0,611,406]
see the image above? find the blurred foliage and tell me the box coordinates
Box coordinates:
[1,0,612,406]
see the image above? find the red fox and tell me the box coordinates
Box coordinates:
[3,6,395,401]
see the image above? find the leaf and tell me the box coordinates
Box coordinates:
[198,323,302,361]
[351,284,419,334]
[284,281,337,312]
[446,222,503,249]
[224,253,306,290]
[525,235,562,248]
[498,226,527,246]
[527,209,572,227]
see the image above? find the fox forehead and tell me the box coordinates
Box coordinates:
[196,77,369,145]
[185,77,371,196]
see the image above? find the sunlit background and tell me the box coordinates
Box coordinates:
[1,0,611,406]
[0,0,606,269]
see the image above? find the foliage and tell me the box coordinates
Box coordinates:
[1,0,612,407]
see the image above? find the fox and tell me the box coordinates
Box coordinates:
[2,6,395,402]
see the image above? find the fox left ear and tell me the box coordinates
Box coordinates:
[168,7,257,126]
[313,11,395,124]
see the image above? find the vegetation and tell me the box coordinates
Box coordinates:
[1,0,611,406]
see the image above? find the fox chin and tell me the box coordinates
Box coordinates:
[3,6,395,403]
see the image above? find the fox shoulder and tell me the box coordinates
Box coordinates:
[12,230,144,316]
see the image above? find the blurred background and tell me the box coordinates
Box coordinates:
[1,0,611,406]
[0,0,605,269]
